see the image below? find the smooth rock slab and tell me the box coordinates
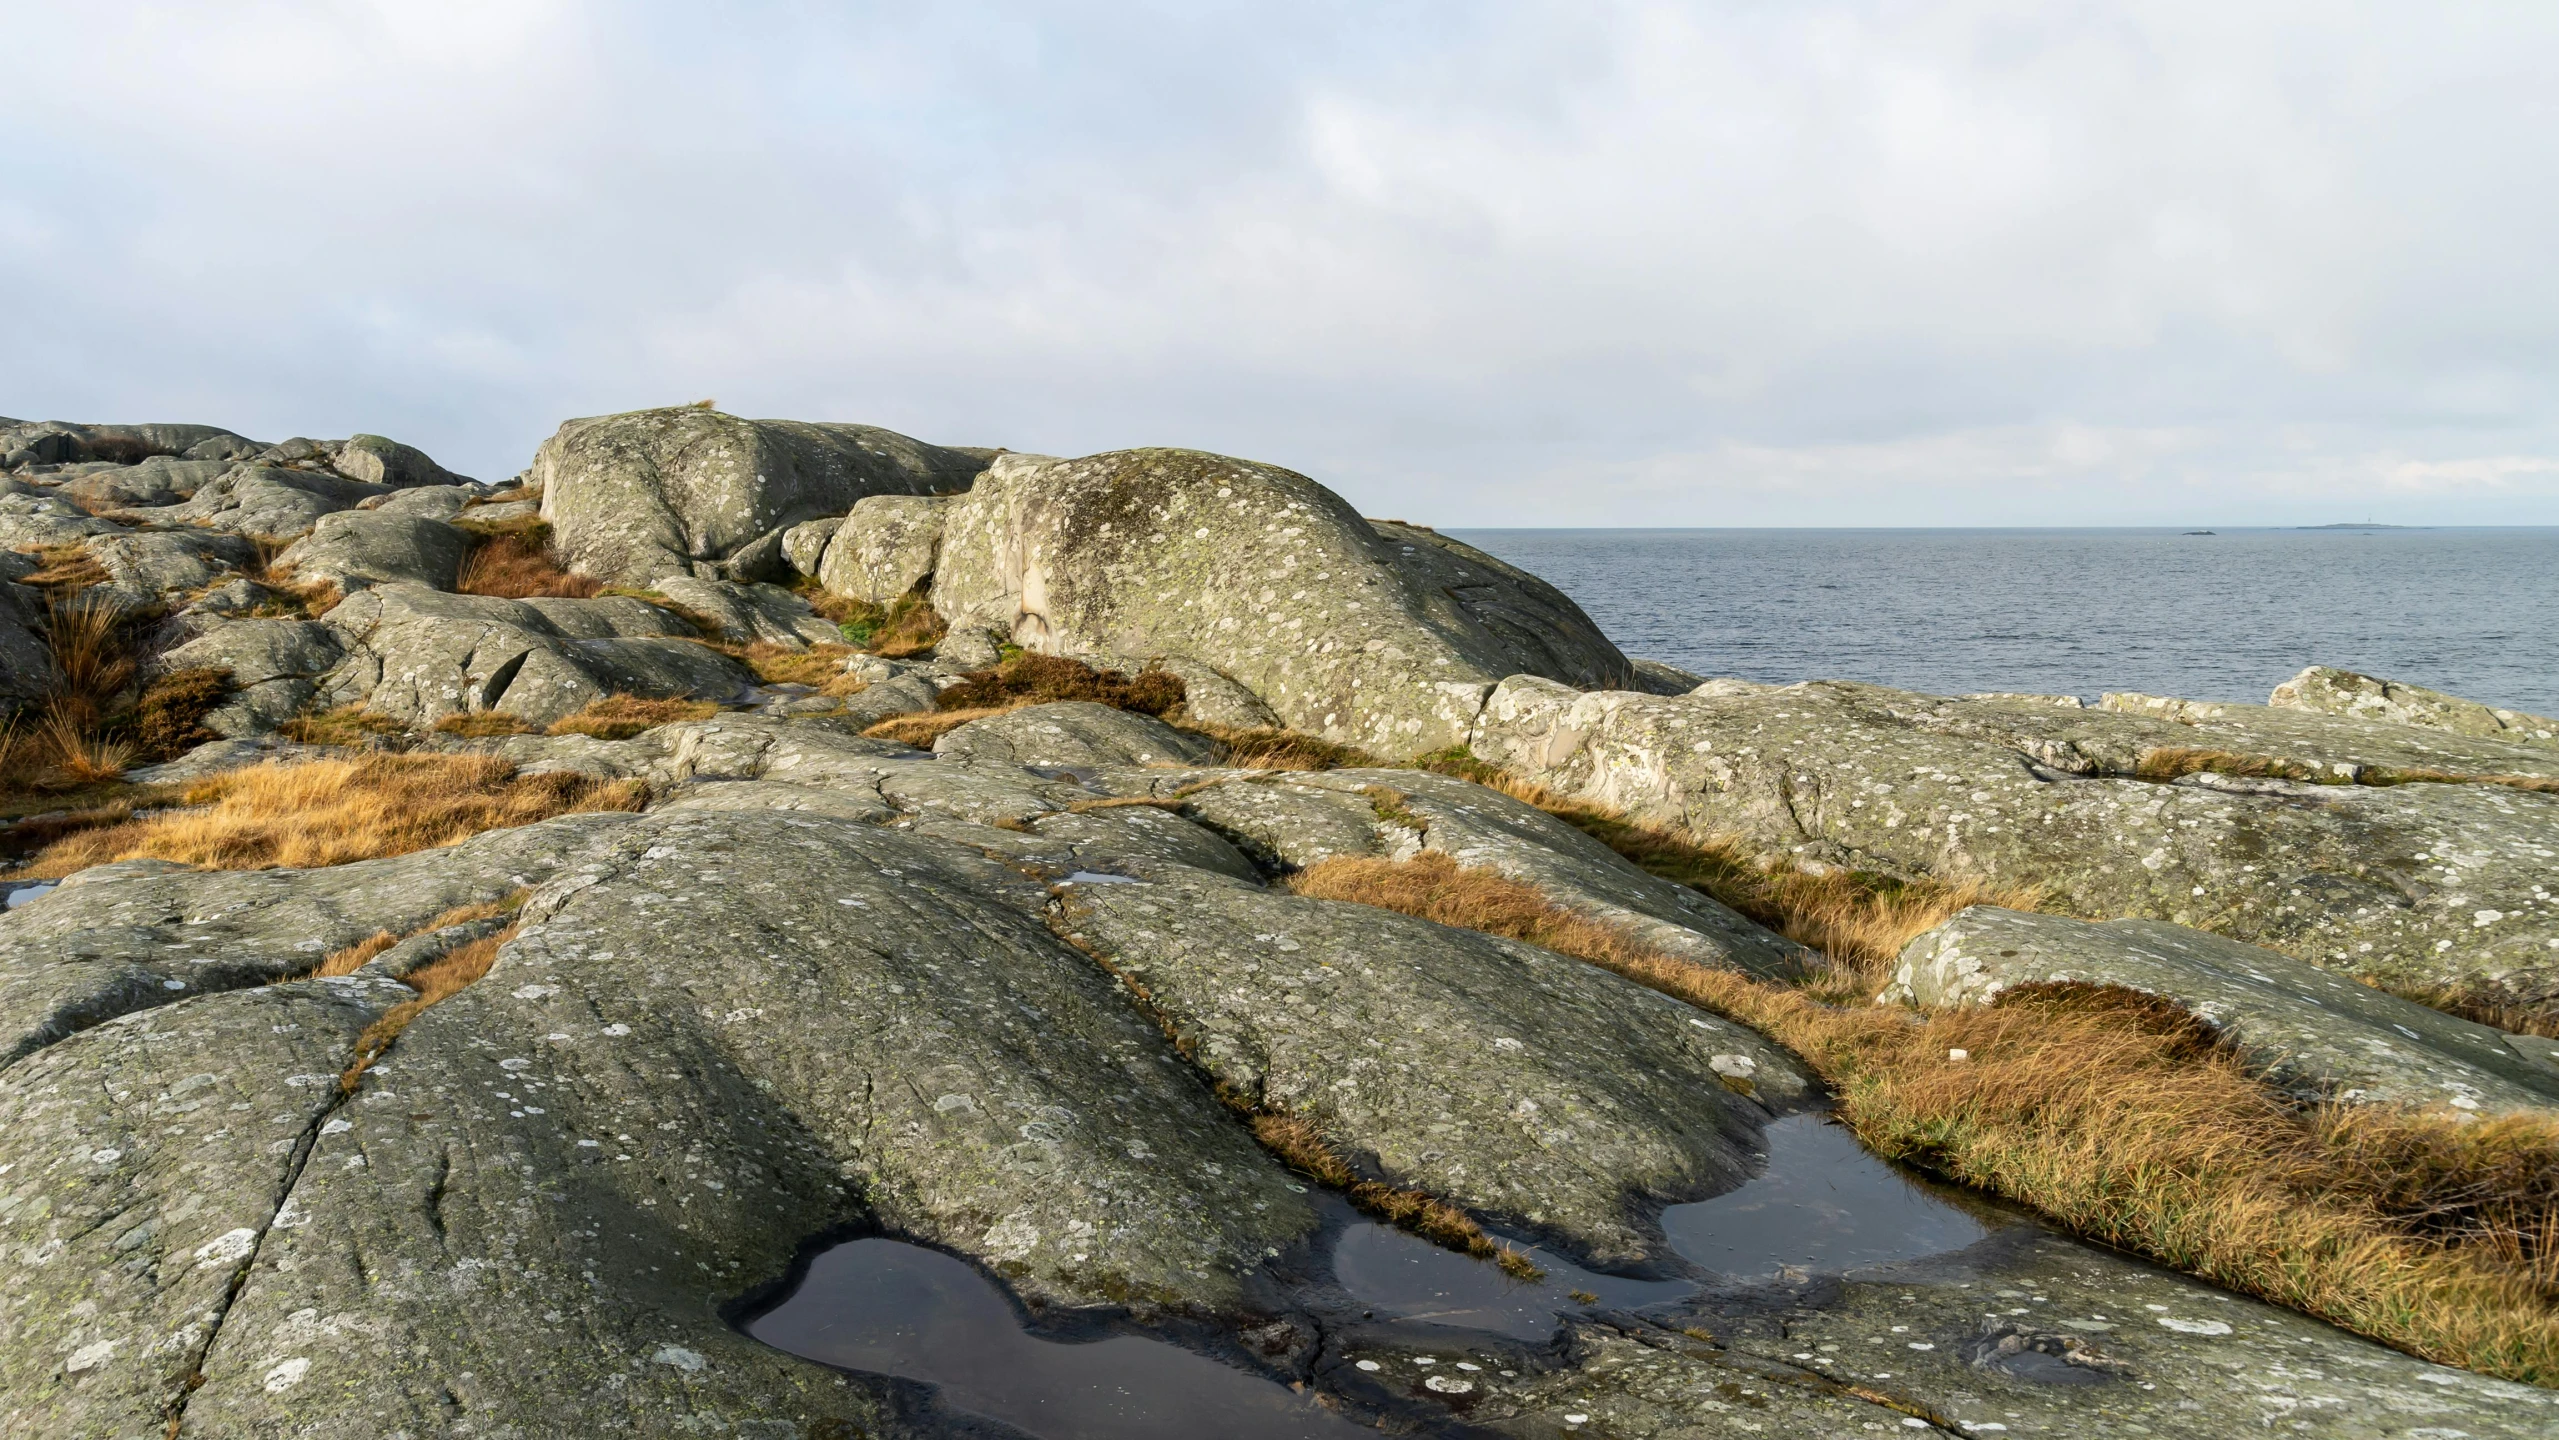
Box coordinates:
[0,978,400,1439]
[1057,864,1811,1268]
[275,509,471,592]
[2273,666,2559,747]
[934,700,1223,770]
[1885,906,2559,1114]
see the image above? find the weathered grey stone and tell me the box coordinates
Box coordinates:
[317,585,756,729]
[933,450,1633,757]
[829,670,944,726]
[76,529,259,609]
[1473,676,2559,1007]
[152,465,386,538]
[0,420,251,466]
[931,624,1005,671]
[935,700,1224,769]
[1145,652,1285,729]
[458,496,540,527]
[1885,906,2559,1114]
[274,509,471,592]
[816,492,949,602]
[0,576,49,710]
[1057,865,1810,1267]
[532,405,996,584]
[0,977,404,1439]
[515,593,699,640]
[1629,657,1708,695]
[0,486,118,547]
[330,432,468,489]
[645,574,840,647]
[160,618,348,736]
[2271,665,2559,747]
[364,482,474,520]
[1175,767,1806,978]
[57,455,229,509]
[779,513,844,576]
[0,813,639,1069]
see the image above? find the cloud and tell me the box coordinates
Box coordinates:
[2,1,2555,522]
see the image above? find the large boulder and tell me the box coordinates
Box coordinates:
[152,465,388,539]
[1472,676,2559,1007]
[933,700,1223,770]
[815,492,950,602]
[932,449,1634,757]
[274,510,472,593]
[159,618,349,736]
[2272,665,2558,746]
[329,432,470,489]
[1885,906,2559,1114]
[531,406,997,585]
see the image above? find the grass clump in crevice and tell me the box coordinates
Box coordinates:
[816,589,945,657]
[278,705,405,746]
[1286,851,2559,1384]
[340,924,516,1091]
[740,641,858,688]
[1183,722,1380,772]
[453,518,600,600]
[304,893,528,982]
[2134,745,2559,797]
[433,711,534,738]
[7,753,646,878]
[544,695,722,741]
[862,706,1013,749]
[935,653,1185,716]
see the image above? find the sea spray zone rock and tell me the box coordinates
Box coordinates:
[531,406,997,584]
[1885,906,2559,1113]
[2271,664,2559,746]
[1471,675,2559,1005]
[931,448,1634,757]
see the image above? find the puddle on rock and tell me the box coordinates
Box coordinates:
[746,1237,1370,1440]
[1334,1223,1689,1340]
[4,882,57,910]
[1660,1112,1990,1278]
[1061,870,1142,886]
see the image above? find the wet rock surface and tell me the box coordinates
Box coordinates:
[1887,906,2559,1114]
[1472,675,2559,1005]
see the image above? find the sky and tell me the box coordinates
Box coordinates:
[6,2,2559,527]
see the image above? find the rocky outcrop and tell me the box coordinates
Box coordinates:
[274,510,472,593]
[932,449,1633,757]
[1886,906,2559,1114]
[2272,665,2559,746]
[1473,675,2559,1006]
[531,406,996,585]
[933,699,1222,770]
[816,493,950,602]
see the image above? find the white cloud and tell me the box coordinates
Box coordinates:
[1,0,2555,522]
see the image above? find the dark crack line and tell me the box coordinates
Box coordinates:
[161,1073,357,1437]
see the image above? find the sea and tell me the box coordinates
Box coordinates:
[1447,527,2559,717]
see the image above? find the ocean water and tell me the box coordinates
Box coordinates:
[1449,527,2559,715]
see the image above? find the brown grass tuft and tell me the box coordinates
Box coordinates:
[10,754,645,878]
[2378,977,2559,1042]
[1182,722,1380,771]
[742,642,857,687]
[455,523,599,600]
[827,591,945,656]
[544,695,720,740]
[1289,853,2559,1384]
[2136,746,2559,797]
[1251,1112,1543,1280]
[19,543,110,593]
[308,894,527,980]
[341,925,515,1091]
[935,653,1185,716]
[862,706,1014,749]
[433,711,533,738]
[121,667,232,760]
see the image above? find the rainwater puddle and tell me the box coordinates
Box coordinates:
[4,882,57,910]
[1660,1113,1990,1278]
[1061,870,1141,886]
[746,1237,1369,1440]
[1334,1223,1688,1340]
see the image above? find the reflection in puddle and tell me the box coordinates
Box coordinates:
[1661,1113,1989,1278]
[4,882,56,910]
[746,1238,1368,1440]
[1062,871,1142,886]
[1334,1223,1688,1340]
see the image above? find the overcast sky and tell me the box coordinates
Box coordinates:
[7,3,2558,526]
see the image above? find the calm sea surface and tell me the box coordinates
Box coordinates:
[1447,528,2559,716]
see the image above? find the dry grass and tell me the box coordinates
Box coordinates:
[241,538,344,617]
[936,653,1186,716]
[455,523,600,600]
[307,894,526,980]
[433,711,533,738]
[2136,746,2559,797]
[863,706,1014,748]
[2380,978,2559,1042]
[544,695,721,740]
[9,753,646,878]
[742,641,858,687]
[1289,853,2559,1384]
[825,591,945,656]
[1180,721,1380,771]
[18,543,109,593]
[599,586,726,639]
[340,925,515,1091]
[0,598,224,800]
